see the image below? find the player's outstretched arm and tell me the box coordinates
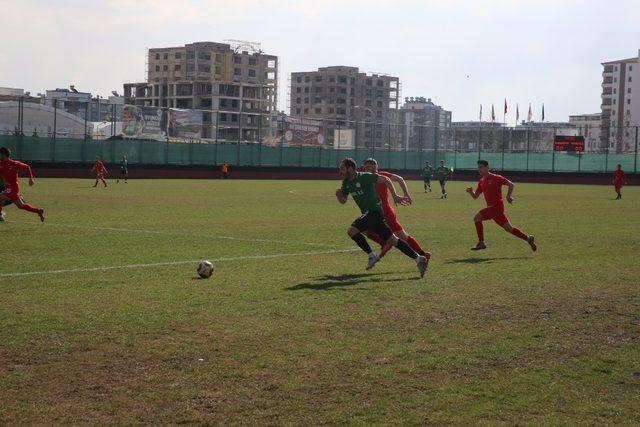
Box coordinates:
[506,181,515,203]
[378,175,409,205]
[389,173,412,204]
[16,161,35,186]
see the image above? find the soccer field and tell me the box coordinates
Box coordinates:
[1,178,639,424]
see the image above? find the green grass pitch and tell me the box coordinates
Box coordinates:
[1,178,639,424]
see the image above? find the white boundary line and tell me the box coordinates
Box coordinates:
[0,248,359,278]
[6,221,338,248]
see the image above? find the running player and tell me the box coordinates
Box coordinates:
[0,174,13,222]
[466,159,536,252]
[422,161,433,193]
[434,159,452,198]
[221,161,229,179]
[336,158,428,277]
[361,158,429,260]
[117,154,128,183]
[91,156,108,188]
[0,147,45,222]
[612,164,627,200]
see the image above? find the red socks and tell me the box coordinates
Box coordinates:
[406,236,426,255]
[474,221,484,241]
[19,203,39,214]
[511,227,528,241]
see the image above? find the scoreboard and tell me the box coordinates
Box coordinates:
[554,135,585,152]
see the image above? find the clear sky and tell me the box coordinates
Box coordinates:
[1,0,638,123]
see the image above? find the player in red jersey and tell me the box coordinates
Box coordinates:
[612,164,627,200]
[91,156,108,188]
[361,158,430,260]
[0,147,45,222]
[466,159,536,251]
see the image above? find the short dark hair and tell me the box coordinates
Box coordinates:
[477,159,489,167]
[341,157,357,170]
[363,158,377,166]
[0,147,11,157]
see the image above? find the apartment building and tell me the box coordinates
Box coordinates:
[289,66,400,148]
[123,41,278,141]
[601,50,640,152]
[400,97,452,150]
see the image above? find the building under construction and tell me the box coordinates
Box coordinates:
[123,41,278,141]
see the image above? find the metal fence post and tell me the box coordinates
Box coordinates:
[387,123,391,169]
[279,114,284,167]
[605,146,609,173]
[236,112,241,166]
[371,122,375,160]
[82,101,88,162]
[354,120,359,161]
[52,99,57,162]
[551,127,556,172]
[453,128,458,170]
[634,126,638,173]
[418,125,423,171]
[501,127,506,171]
[477,127,482,160]
[403,124,408,170]
[258,113,262,167]
[526,127,530,171]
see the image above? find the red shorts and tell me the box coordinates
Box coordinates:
[480,205,509,225]
[96,172,105,179]
[383,210,404,232]
[1,186,20,202]
[614,181,623,190]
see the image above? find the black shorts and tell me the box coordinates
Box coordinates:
[439,179,446,186]
[120,168,128,175]
[351,210,392,241]
[423,177,431,183]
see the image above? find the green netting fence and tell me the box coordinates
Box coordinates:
[0,135,638,173]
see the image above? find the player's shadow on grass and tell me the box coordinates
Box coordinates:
[287,272,413,291]
[445,256,529,264]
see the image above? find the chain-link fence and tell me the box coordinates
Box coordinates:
[0,98,638,173]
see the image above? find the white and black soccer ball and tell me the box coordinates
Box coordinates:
[197,260,214,278]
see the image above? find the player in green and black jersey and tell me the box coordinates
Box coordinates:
[117,155,128,183]
[434,159,452,199]
[336,157,428,277]
[422,161,433,193]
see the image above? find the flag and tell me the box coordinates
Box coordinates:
[527,103,532,122]
[504,99,507,115]
[516,104,520,123]
[541,103,545,121]
[479,104,482,121]
[491,104,495,122]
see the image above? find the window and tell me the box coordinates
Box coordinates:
[615,66,618,71]
[175,52,182,59]
[163,53,168,60]
[248,57,257,65]
[304,108,309,114]
[248,69,256,77]
[366,79,372,86]
[338,76,347,84]
[234,68,241,76]
[337,98,346,104]
[629,65,633,71]
[613,88,616,94]
[315,76,322,82]
[155,65,160,71]
[296,76,302,83]
[376,101,382,107]
[315,108,321,114]
[337,108,346,115]
[329,87,335,93]
[339,87,347,94]
[376,111,382,118]
[613,99,616,104]
[377,80,383,87]
[215,66,222,74]
[231,114,238,122]
[296,97,301,103]
[629,76,632,82]
[220,113,227,122]
[315,87,322,93]
[305,76,310,83]
[296,108,301,114]
[296,87,301,93]
[304,97,309,103]
[314,97,321,103]
[329,76,335,83]
[234,55,242,64]
[328,107,334,114]
[304,87,309,93]
[614,77,617,82]
[163,65,168,71]
[628,88,632,94]
[365,100,371,106]
[628,99,631,104]
[174,64,181,71]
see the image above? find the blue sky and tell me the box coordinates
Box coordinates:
[0,0,638,122]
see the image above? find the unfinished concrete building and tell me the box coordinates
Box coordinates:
[289,66,400,148]
[123,41,278,141]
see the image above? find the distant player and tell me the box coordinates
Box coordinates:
[361,158,430,260]
[336,158,428,277]
[612,164,627,200]
[434,159,452,198]
[422,161,433,193]
[91,156,108,188]
[0,147,45,222]
[221,161,229,179]
[117,154,128,183]
[466,159,536,252]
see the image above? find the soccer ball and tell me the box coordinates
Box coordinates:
[197,260,214,278]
